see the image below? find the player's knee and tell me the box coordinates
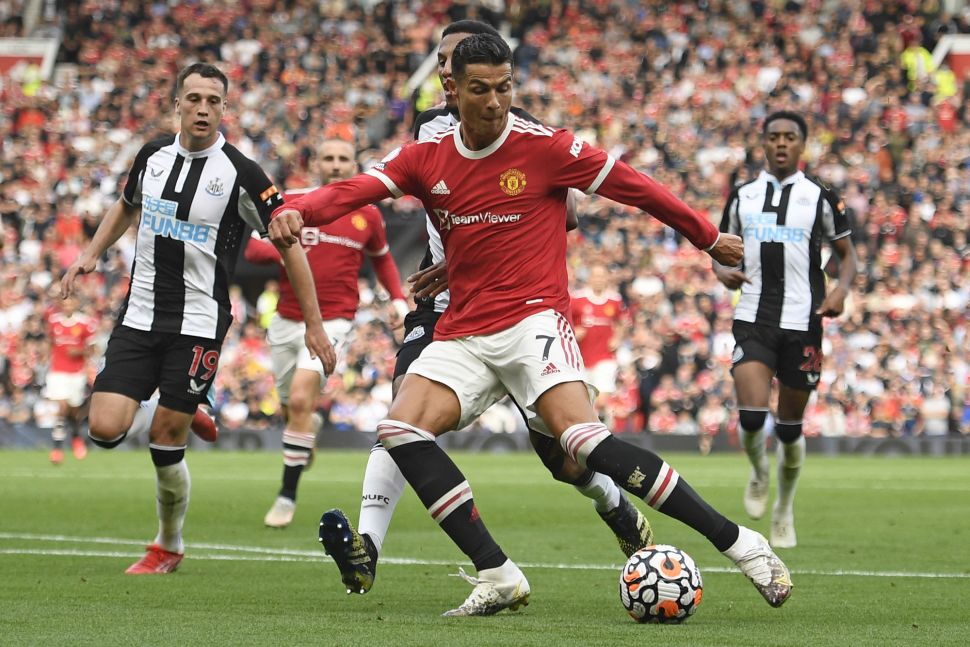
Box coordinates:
[738,409,768,433]
[530,429,596,483]
[775,420,803,444]
[87,410,129,445]
[286,389,314,418]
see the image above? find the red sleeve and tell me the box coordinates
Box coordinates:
[245,234,282,264]
[546,130,718,250]
[273,173,393,227]
[370,252,406,300]
[593,161,718,250]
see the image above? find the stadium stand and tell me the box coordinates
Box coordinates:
[1,1,968,449]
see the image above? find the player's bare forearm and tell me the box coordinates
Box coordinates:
[82,198,139,264]
[61,198,138,297]
[832,236,858,289]
[276,242,323,327]
[816,236,858,317]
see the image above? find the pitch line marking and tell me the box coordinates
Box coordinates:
[1,532,968,579]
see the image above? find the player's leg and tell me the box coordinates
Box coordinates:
[770,331,820,548]
[731,322,778,520]
[377,340,529,616]
[508,311,790,607]
[67,403,87,460]
[263,314,312,527]
[265,367,322,527]
[732,361,774,519]
[49,398,69,465]
[319,311,433,592]
[88,325,161,449]
[123,403,194,575]
[125,333,221,575]
[45,372,89,463]
[528,428,653,557]
[536,381,791,607]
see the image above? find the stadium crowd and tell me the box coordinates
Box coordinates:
[1,0,969,447]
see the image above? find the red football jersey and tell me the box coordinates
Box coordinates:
[248,190,391,321]
[283,115,718,339]
[47,311,96,373]
[570,289,625,367]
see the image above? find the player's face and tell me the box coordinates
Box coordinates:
[588,266,608,292]
[175,73,227,152]
[452,62,512,146]
[437,32,471,109]
[61,295,78,316]
[763,119,804,179]
[317,140,356,184]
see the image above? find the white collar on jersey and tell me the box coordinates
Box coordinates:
[452,114,516,160]
[758,169,804,189]
[175,132,226,159]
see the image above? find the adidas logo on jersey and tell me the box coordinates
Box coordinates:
[431,180,450,195]
[540,362,560,377]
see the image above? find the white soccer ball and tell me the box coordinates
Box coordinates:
[619,544,703,623]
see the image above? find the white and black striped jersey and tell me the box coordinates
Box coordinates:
[119,133,284,340]
[720,170,851,331]
[411,106,541,314]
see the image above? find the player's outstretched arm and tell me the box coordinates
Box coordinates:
[61,197,139,298]
[592,160,720,252]
[275,241,336,373]
[269,174,395,248]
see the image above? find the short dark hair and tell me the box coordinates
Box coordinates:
[442,20,501,38]
[451,33,513,81]
[175,63,229,97]
[763,110,808,140]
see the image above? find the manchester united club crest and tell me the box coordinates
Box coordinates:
[351,214,368,231]
[499,168,527,196]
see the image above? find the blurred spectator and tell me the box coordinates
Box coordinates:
[0,1,967,443]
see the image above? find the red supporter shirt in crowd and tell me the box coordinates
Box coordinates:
[246,189,404,321]
[570,288,625,368]
[280,115,718,339]
[47,311,96,374]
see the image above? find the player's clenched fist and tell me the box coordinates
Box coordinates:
[269,209,304,248]
[707,233,743,268]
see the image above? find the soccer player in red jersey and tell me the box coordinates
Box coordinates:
[246,138,408,528]
[317,22,651,599]
[270,34,792,615]
[44,295,97,464]
[571,263,627,419]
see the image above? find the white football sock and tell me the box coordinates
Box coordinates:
[153,455,190,554]
[574,471,621,513]
[741,425,768,480]
[128,396,160,438]
[357,444,406,554]
[775,435,805,516]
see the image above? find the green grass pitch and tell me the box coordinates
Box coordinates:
[1,449,968,646]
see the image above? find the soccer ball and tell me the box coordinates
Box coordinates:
[619,544,703,623]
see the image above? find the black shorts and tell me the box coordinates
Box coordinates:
[93,325,223,413]
[393,307,441,380]
[731,320,823,391]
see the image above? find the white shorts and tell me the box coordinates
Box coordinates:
[587,359,618,395]
[44,371,88,407]
[407,309,596,435]
[268,315,353,404]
